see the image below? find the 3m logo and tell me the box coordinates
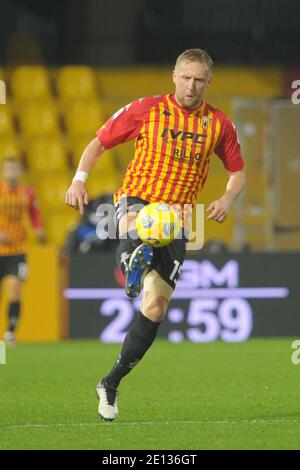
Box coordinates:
[0,340,6,364]
[0,80,6,104]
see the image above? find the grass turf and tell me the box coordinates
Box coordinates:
[0,338,299,450]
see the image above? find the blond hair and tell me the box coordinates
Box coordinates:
[175,48,213,73]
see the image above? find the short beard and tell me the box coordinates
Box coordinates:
[181,96,202,110]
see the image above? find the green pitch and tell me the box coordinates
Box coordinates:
[0,338,299,450]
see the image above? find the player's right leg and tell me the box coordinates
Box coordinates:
[115,197,153,298]
[4,275,22,347]
[3,254,27,346]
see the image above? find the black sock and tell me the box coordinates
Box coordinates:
[116,229,142,273]
[104,311,161,389]
[8,301,21,333]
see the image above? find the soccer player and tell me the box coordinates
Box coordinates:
[66,49,246,421]
[0,157,45,346]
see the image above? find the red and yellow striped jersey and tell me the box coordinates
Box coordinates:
[97,94,244,206]
[0,181,43,255]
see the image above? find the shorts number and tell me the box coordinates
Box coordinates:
[18,262,28,280]
[170,260,182,283]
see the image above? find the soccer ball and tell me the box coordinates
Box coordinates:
[136,202,181,247]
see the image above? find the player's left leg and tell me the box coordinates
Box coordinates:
[4,276,22,346]
[97,270,173,421]
[4,254,27,346]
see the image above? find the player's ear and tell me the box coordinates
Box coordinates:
[172,70,176,85]
[207,73,213,87]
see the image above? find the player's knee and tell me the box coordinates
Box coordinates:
[6,277,22,301]
[142,295,169,323]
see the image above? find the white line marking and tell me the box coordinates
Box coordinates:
[1,417,300,429]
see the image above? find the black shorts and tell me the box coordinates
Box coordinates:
[115,196,186,289]
[0,254,28,281]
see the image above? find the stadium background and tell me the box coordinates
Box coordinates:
[0,0,300,450]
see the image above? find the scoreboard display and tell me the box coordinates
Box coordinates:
[65,253,300,342]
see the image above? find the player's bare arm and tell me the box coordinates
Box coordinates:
[34,227,46,243]
[65,138,106,214]
[0,231,11,244]
[207,169,246,223]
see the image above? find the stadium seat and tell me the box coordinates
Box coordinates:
[0,104,15,136]
[18,102,60,137]
[70,135,117,171]
[26,137,69,174]
[97,68,171,100]
[87,172,121,199]
[64,100,105,136]
[198,167,234,246]
[0,138,22,164]
[11,66,52,102]
[37,174,72,211]
[57,66,97,103]
[45,210,80,245]
[69,135,93,167]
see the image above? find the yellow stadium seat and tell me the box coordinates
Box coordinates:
[70,135,117,171]
[19,102,60,137]
[57,66,97,103]
[45,210,80,245]
[64,100,104,136]
[11,66,52,102]
[0,104,15,136]
[0,138,21,163]
[26,137,69,174]
[197,169,234,246]
[97,68,171,100]
[69,135,93,167]
[37,174,71,210]
[87,172,121,199]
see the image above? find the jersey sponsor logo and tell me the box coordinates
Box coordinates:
[173,148,202,165]
[161,128,207,143]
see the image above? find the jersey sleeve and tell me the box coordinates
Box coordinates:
[214,115,245,172]
[96,99,148,149]
[26,187,43,229]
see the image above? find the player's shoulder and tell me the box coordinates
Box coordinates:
[127,94,165,113]
[109,95,166,123]
[205,101,231,123]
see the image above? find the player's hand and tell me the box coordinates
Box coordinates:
[206,194,233,223]
[35,228,47,244]
[0,231,11,244]
[65,181,89,215]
